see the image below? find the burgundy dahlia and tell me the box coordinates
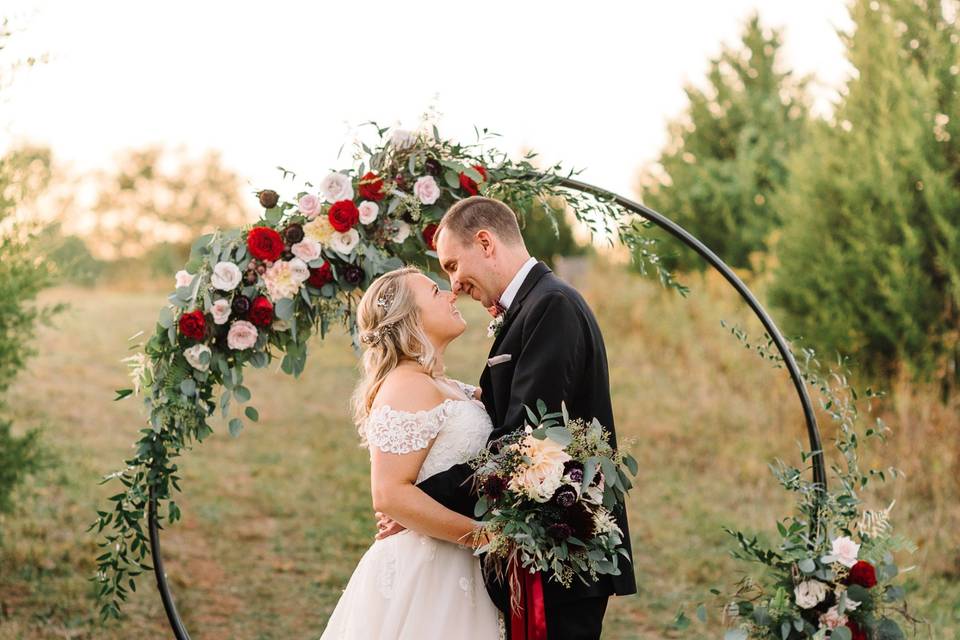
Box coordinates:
[551,485,578,509]
[547,522,573,542]
[482,475,508,500]
[343,265,364,286]
[231,295,251,317]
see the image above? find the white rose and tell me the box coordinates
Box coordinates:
[211,298,232,325]
[389,128,416,149]
[413,175,440,205]
[227,320,258,350]
[794,579,828,609]
[358,200,379,224]
[822,536,861,568]
[288,257,310,283]
[211,261,242,291]
[391,220,411,243]
[331,228,360,254]
[818,605,848,629]
[183,343,211,372]
[175,269,194,289]
[319,172,354,203]
[291,238,322,263]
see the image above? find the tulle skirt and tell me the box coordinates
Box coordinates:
[318,529,504,640]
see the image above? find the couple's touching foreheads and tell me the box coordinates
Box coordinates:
[319,196,637,640]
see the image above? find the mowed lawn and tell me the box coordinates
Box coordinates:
[1,259,957,639]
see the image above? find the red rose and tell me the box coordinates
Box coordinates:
[845,620,867,640]
[458,164,488,196]
[328,200,360,232]
[358,171,385,201]
[846,560,878,588]
[422,223,439,250]
[247,226,284,262]
[178,309,206,341]
[249,295,274,327]
[308,260,334,288]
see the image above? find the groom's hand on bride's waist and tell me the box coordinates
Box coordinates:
[374,511,406,540]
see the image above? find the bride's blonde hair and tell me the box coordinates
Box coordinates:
[349,266,443,442]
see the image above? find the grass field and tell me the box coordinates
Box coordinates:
[0,258,957,639]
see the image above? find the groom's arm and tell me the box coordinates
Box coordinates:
[501,292,585,435]
[414,462,477,518]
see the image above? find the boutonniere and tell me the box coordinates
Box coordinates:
[487,313,504,338]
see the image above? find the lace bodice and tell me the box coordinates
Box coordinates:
[363,387,491,483]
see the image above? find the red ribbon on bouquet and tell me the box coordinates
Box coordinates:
[509,562,547,639]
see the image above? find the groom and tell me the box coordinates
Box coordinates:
[378,196,637,639]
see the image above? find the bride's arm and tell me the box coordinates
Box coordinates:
[366,371,488,548]
[370,445,487,548]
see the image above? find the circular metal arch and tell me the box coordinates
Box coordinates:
[148,177,827,639]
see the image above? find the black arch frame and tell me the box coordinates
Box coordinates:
[147,177,827,639]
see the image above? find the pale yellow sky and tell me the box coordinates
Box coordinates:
[2,0,852,199]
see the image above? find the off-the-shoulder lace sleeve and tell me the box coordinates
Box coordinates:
[453,379,478,399]
[363,399,452,454]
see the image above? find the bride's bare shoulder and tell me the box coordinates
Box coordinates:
[372,368,446,414]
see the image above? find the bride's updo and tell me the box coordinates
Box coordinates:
[349,266,443,438]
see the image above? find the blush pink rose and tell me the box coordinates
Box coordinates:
[298,194,321,219]
[227,320,258,350]
[413,175,441,205]
[358,201,379,224]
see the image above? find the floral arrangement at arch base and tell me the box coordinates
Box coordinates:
[675,328,926,640]
[89,123,682,621]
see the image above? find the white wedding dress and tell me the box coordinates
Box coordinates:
[318,384,505,640]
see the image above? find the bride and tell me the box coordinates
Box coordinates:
[318,266,504,639]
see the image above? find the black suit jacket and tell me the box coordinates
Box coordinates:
[416,261,638,613]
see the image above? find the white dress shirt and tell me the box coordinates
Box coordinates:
[498,256,538,310]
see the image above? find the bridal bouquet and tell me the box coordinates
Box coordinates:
[468,401,637,604]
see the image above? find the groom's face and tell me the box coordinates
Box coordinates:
[435,228,498,308]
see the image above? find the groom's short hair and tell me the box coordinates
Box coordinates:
[437,196,524,246]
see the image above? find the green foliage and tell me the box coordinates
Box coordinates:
[0,415,43,516]
[769,0,960,397]
[0,29,62,521]
[516,195,589,268]
[637,13,810,273]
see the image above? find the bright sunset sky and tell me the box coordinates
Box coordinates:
[1,1,852,200]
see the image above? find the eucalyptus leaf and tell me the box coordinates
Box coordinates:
[228,418,243,437]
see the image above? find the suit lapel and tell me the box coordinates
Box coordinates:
[488,261,552,354]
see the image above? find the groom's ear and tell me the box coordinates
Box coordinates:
[475,230,495,256]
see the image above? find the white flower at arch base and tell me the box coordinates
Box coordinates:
[210,299,231,325]
[358,201,379,224]
[331,228,360,254]
[211,261,242,291]
[822,535,861,568]
[227,320,258,350]
[183,343,211,372]
[262,258,309,301]
[794,579,828,609]
[507,433,572,502]
[413,175,441,205]
[174,269,194,289]
[319,172,353,203]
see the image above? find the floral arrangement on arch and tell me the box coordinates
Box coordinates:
[90,123,679,621]
[679,329,925,640]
